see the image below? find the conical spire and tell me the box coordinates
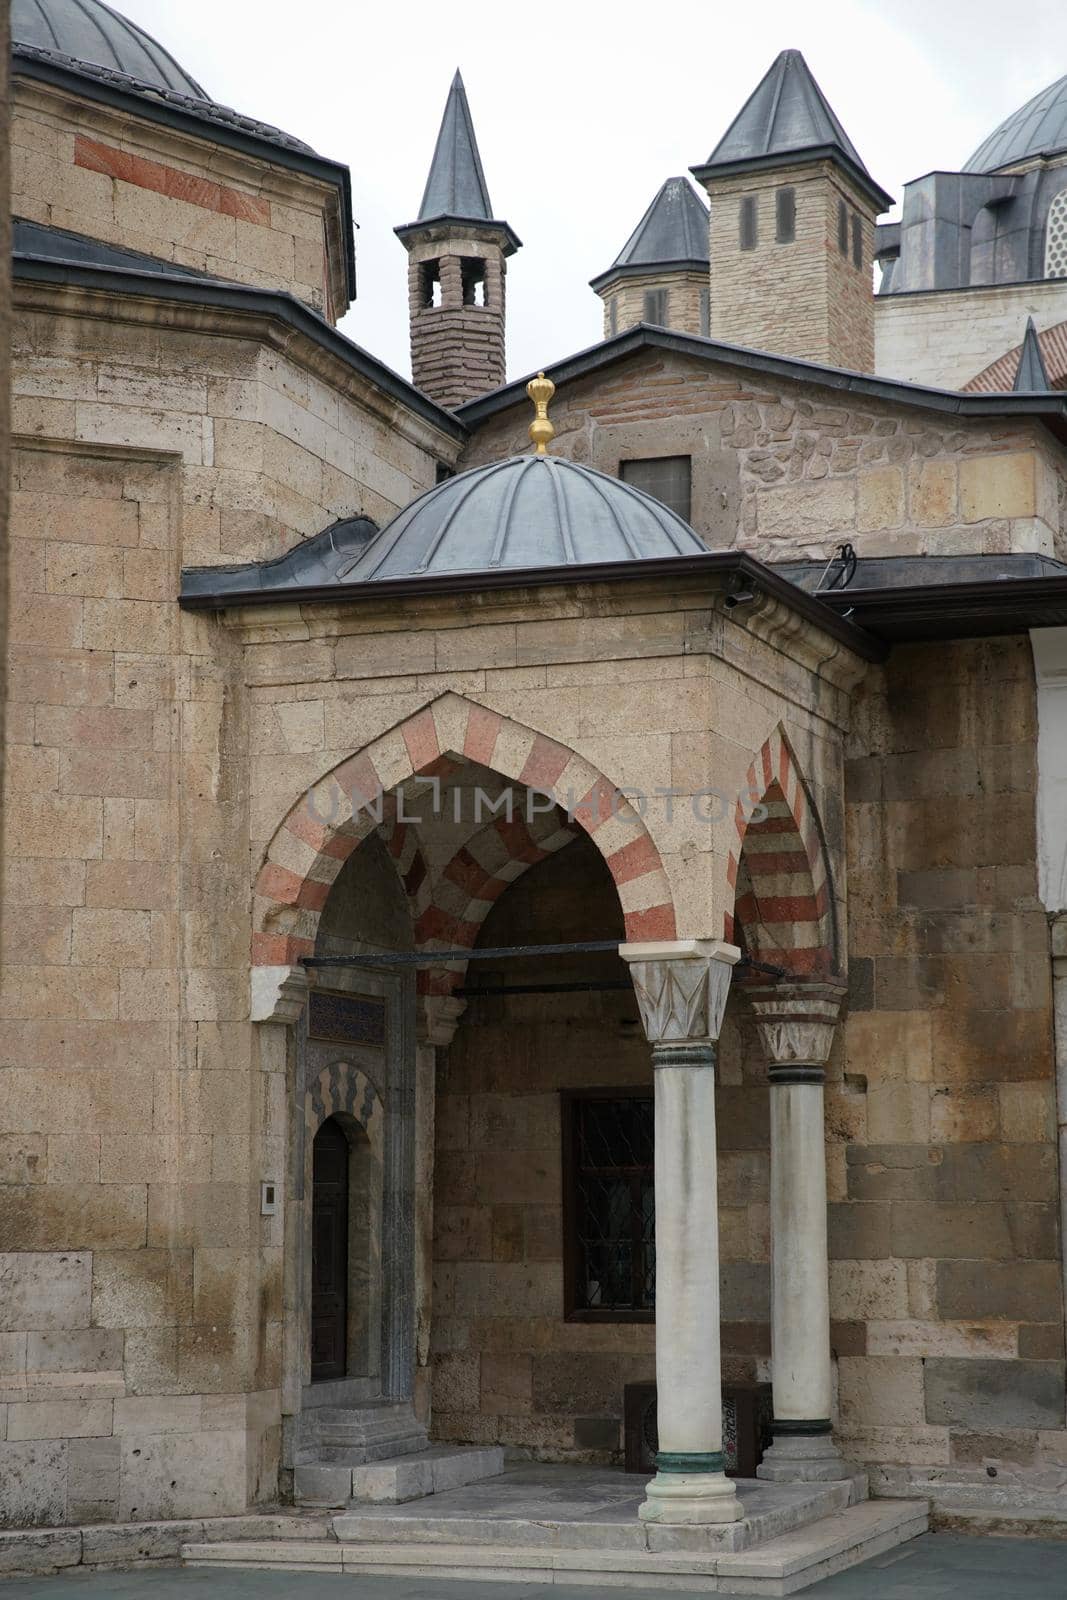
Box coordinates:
[692,49,892,212]
[418,70,494,223]
[1013,316,1052,390]
[598,177,709,280]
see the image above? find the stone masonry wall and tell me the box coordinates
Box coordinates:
[701,161,877,373]
[875,279,1067,391]
[12,80,344,317]
[598,271,707,340]
[835,635,1064,1488]
[461,347,1067,563]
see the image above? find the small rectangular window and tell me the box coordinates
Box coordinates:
[461,257,487,306]
[739,194,758,251]
[642,288,668,326]
[699,286,710,338]
[619,455,692,522]
[851,212,863,270]
[837,199,848,256]
[562,1090,654,1321]
[609,296,618,337]
[420,259,442,307]
[775,186,796,243]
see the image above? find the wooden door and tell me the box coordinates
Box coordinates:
[311,1118,348,1382]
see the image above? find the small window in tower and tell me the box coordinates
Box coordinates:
[739,195,758,251]
[461,258,488,306]
[421,260,443,308]
[699,286,710,338]
[837,200,848,256]
[620,456,692,522]
[609,296,618,336]
[775,186,796,244]
[851,212,863,270]
[643,288,669,326]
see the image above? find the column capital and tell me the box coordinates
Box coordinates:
[416,994,466,1047]
[747,981,845,1070]
[250,963,308,1025]
[618,939,740,1045]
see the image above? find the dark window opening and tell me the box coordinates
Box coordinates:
[740,194,758,251]
[851,212,863,269]
[837,199,848,256]
[461,257,487,306]
[609,295,618,336]
[563,1090,654,1320]
[699,285,710,338]
[776,186,796,244]
[620,455,692,523]
[643,287,668,326]
[420,259,442,308]
[310,1117,349,1381]
[435,462,455,484]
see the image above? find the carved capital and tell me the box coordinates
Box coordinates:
[747,982,845,1068]
[618,939,740,1044]
[250,963,308,1025]
[417,994,467,1047]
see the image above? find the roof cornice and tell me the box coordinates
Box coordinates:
[691,145,893,214]
[12,48,358,300]
[589,258,709,293]
[455,323,1067,446]
[394,214,522,257]
[12,252,467,444]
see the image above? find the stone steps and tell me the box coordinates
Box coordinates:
[295,1444,505,1510]
[182,1499,930,1595]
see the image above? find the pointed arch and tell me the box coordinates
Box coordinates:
[724,725,838,978]
[253,693,676,965]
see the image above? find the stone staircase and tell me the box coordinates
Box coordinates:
[293,1398,504,1508]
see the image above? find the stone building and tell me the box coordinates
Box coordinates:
[5,1,1067,1582]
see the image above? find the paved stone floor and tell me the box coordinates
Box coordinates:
[2,1535,1067,1598]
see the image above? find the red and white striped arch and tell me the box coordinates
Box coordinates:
[724,726,837,978]
[253,693,676,967]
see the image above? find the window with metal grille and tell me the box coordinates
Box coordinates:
[1045,188,1067,278]
[851,212,863,270]
[837,199,848,256]
[643,288,668,326]
[739,194,758,251]
[562,1090,654,1320]
[775,186,796,244]
[619,455,692,522]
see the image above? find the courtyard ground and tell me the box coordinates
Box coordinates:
[1,1533,1066,1598]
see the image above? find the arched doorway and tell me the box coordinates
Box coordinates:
[311,1117,349,1382]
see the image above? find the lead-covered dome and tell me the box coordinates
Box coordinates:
[12,0,208,99]
[337,455,709,583]
[964,71,1067,173]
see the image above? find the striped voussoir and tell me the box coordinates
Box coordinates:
[724,727,834,977]
[252,693,677,967]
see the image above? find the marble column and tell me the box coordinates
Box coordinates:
[618,938,743,1525]
[748,983,852,1482]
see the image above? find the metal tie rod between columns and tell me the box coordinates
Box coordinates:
[301,944,788,975]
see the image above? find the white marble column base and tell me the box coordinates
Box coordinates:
[639,1471,743,1524]
[756,1432,855,1483]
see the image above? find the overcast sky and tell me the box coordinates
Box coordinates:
[124,0,1067,386]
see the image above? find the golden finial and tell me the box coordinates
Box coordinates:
[527,370,555,455]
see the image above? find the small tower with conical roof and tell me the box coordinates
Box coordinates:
[396,71,520,408]
[691,49,892,371]
[590,177,710,339]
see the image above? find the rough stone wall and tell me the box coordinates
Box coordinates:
[701,161,877,372]
[598,272,707,340]
[835,636,1064,1488]
[461,347,1067,563]
[11,80,343,316]
[876,280,1067,391]
[405,237,506,408]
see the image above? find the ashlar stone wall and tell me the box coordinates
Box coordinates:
[461,347,1067,564]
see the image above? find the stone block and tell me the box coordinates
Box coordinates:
[838,1356,926,1427]
[934,1143,1057,1202]
[828,1202,892,1259]
[865,1320,1016,1359]
[924,1359,1065,1429]
[829,1259,909,1320]
[67,1434,120,1515]
[26,1328,123,1376]
[0,1185,147,1251]
[889,1201,1014,1260]
[81,1520,205,1565]
[908,459,957,526]
[936,1261,1062,1323]
[8,1398,113,1441]
[959,453,1036,523]
[0,1440,67,1527]
[0,1529,82,1576]
[857,467,904,531]
[118,1429,246,1521]
[0,1252,91,1331]
[91,1249,193,1328]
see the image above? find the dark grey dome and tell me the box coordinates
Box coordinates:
[12,0,207,99]
[964,72,1067,172]
[337,455,709,583]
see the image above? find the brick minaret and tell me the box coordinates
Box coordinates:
[691,50,892,373]
[591,177,710,340]
[396,71,520,409]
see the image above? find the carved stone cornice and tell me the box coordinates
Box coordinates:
[618,939,740,1044]
[746,982,845,1068]
[250,963,309,1025]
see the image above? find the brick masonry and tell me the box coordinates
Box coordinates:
[597,271,708,340]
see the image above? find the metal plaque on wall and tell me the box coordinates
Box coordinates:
[308,990,386,1047]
